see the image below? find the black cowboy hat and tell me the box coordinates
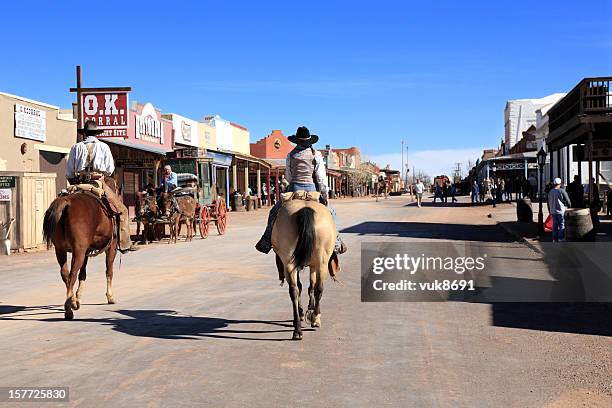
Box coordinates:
[79,120,105,136]
[288,126,319,146]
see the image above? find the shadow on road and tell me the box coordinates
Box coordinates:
[341,221,516,242]
[489,303,612,337]
[0,307,309,341]
[88,309,310,341]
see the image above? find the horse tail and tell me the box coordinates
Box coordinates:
[43,197,70,249]
[292,207,316,268]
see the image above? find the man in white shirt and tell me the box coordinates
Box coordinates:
[415,179,425,207]
[66,120,137,253]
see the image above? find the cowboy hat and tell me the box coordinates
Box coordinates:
[288,126,319,146]
[79,120,105,136]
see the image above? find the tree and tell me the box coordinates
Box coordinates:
[414,170,431,186]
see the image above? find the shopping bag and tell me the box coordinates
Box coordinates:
[544,214,553,233]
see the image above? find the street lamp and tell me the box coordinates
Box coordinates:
[537,147,547,235]
[490,162,497,208]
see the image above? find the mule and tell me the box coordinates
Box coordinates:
[158,192,197,243]
[42,178,119,320]
[272,198,339,340]
[135,192,159,244]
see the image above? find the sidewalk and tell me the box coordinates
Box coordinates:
[488,198,612,251]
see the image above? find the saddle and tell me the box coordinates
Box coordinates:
[64,180,120,217]
[280,190,321,203]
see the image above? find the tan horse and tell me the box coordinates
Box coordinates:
[272,198,339,340]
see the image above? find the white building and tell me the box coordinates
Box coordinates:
[504,93,566,151]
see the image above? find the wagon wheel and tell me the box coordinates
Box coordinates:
[215,198,227,235]
[199,206,210,239]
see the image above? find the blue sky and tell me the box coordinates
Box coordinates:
[1,0,610,176]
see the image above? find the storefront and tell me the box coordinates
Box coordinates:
[105,102,173,214]
[0,92,76,251]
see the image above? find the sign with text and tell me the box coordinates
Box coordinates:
[81,91,129,138]
[0,176,16,188]
[15,104,46,142]
[0,189,11,201]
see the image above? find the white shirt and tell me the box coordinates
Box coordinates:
[415,182,425,194]
[285,148,329,194]
[66,136,115,179]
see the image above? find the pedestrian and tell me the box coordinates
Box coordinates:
[415,178,425,208]
[261,183,268,205]
[479,181,485,203]
[547,177,571,242]
[471,181,480,204]
[450,183,457,203]
[566,175,584,208]
[433,184,442,203]
[442,182,448,203]
[505,178,513,202]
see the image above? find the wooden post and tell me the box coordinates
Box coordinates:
[256,166,261,198]
[244,162,249,196]
[232,164,238,193]
[566,146,571,183]
[267,168,271,207]
[588,131,594,204]
[76,65,83,142]
[275,168,280,203]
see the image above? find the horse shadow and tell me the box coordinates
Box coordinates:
[0,307,310,342]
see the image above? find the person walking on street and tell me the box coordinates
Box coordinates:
[415,178,425,207]
[471,181,480,204]
[548,177,572,242]
[433,184,442,203]
[450,183,458,203]
[479,181,485,203]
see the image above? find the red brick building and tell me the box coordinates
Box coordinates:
[250,130,293,159]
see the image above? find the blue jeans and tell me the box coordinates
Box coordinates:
[552,213,565,242]
[261,182,340,246]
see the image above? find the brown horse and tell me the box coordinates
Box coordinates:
[159,192,197,243]
[272,198,339,340]
[42,178,119,320]
[135,192,159,244]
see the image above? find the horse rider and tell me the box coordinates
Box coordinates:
[255,126,347,255]
[66,120,139,253]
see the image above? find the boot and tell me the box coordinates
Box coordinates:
[335,238,347,254]
[255,237,272,254]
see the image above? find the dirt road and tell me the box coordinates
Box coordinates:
[0,196,610,407]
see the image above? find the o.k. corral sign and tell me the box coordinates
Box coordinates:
[80,90,130,138]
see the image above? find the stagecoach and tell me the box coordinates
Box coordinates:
[164,149,228,238]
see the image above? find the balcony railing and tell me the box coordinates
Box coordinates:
[548,77,612,133]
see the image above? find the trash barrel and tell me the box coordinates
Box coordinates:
[231,195,245,212]
[516,198,533,222]
[565,208,595,241]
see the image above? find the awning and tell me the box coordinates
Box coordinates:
[34,143,71,154]
[104,138,172,155]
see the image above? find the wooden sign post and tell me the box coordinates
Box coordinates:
[69,65,132,142]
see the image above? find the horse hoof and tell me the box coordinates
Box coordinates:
[312,315,321,328]
[292,331,303,340]
[64,310,74,320]
[107,296,116,304]
[304,310,313,325]
[72,300,80,310]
